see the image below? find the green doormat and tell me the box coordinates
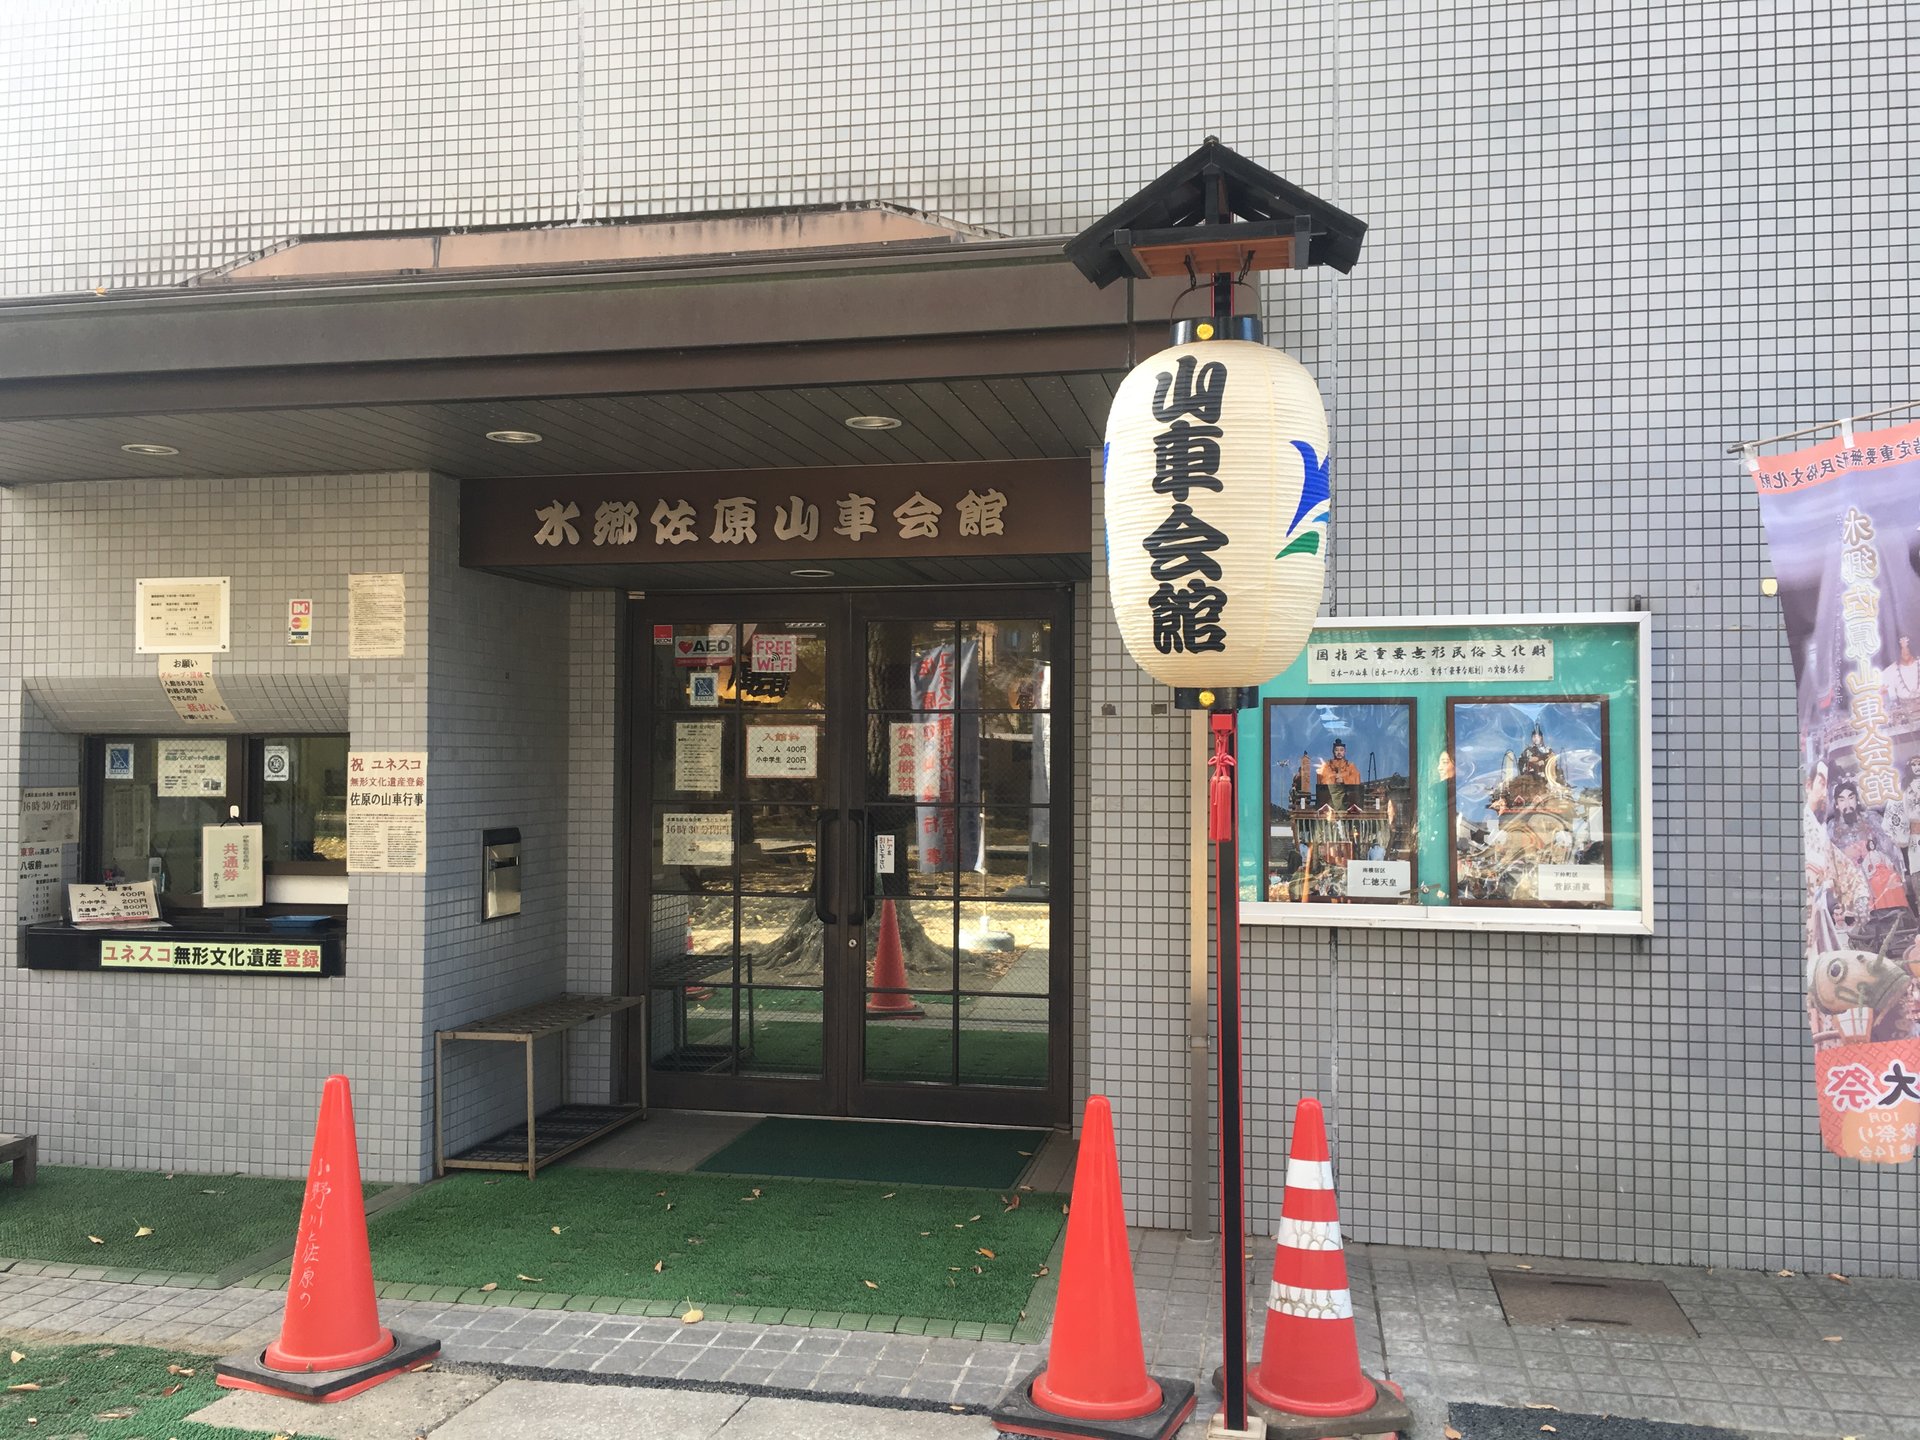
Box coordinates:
[696,1117,1048,1187]
[367,1168,1065,1327]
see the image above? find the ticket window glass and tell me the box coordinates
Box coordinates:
[85,735,348,911]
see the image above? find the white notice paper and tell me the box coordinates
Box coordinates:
[158,738,228,797]
[17,844,67,923]
[1345,859,1411,898]
[874,833,896,874]
[746,724,819,780]
[1535,864,1607,903]
[20,788,80,846]
[69,880,160,924]
[158,655,237,725]
[675,722,724,792]
[888,722,923,796]
[136,577,230,654]
[661,812,732,867]
[346,750,427,874]
[201,823,264,907]
[348,574,408,658]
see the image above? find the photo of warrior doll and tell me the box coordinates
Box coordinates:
[1806,919,1920,1051]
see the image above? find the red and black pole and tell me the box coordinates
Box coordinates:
[1207,709,1248,1433]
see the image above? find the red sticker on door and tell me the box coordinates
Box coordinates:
[674,635,736,666]
[653,623,674,645]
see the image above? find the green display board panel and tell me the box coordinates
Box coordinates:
[1236,615,1648,928]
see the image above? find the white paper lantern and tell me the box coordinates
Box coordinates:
[1102,337,1330,690]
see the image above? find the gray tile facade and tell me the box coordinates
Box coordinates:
[1,1,1916,1272]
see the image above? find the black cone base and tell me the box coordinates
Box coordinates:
[215,1331,440,1403]
[1210,1366,1413,1439]
[991,1363,1197,1440]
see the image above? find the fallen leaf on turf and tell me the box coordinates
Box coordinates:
[666,1203,674,1211]
[271,1433,293,1440]
[863,1280,879,1289]
[1525,1403,1558,1411]
[7,1352,19,1364]
[1018,1184,1033,1192]
[919,1231,931,1237]
[201,1189,224,1195]
[95,1407,138,1420]
[949,1266,963,1272]
[881,1192,895,1199]
[656,1190,668,1196]
[1017,1150,1032,1156]
[968,1214,981,1222]
[971,1265,984,1274]
[551,1226,565,1235]
[1541,1428,1557,1435]
[1030,1267,1050,1278]
[516,1274,544,1283]
[1003,1196,1021,1212]
[1829,1272,1851,1284]
[166,1365,194,1376]
[1061,1204,1069,1214]
[1823,1335,1843,1343]
[412,1361,434,1371]
[9,1383,40,1392]
[977,1248,996,1259]
[164,1171,174,1180]
[752,1188,761,1197]
[135,1226,154,1238]
[1776,1268,1796,1277]
[161,1383,181,1396]
[87,1235,104,1244]
[479,1283,499,1293]
[1445,1429,1462,1440]
[681,1308,703,1324]
[654,1261,665,1273]
[687,1236,705,1245]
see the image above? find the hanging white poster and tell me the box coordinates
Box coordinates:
[158,655,237,725]
[746,723,818,779]
[201,823,264,907]
[675,721,724,792]
[346,750,427,874]
[157,738,228,797]
[661,812,732,866]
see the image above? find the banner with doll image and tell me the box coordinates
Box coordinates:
[1752,420,1920,1165]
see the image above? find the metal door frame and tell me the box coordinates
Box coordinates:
[624,587,1073,1127]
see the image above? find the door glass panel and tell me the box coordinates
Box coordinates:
[649,894,735,987]
[865,895,956,995]
[959,995,1049,1088]
[737,804,819,894]
[865,1010,956,1086]
[866,620,961,711]
[968,807,1052,899]
[739,897,823,988]
[653,716,734,801]
[959,900,1049,994]
[653,625,737,709]
[651,984,736,1073]
[738,622,829,710]
[743,988,824,1077]
[968,619,1053,708]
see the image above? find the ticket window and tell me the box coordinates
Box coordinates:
[86,734,348,911]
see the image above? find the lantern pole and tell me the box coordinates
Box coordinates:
[1206,702,1249,1435]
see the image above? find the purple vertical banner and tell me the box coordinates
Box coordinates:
[1752,420,1920,1163]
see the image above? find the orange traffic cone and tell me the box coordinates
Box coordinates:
[866,898,925,1017]
[216,1076,439,1402]
[990,1096,1194,1440]
[1239,1098,1411,1438]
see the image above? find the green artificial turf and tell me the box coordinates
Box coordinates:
[0,1165,385,1276]
[698,1117,1046,1188]
[367,1168,1064,1324]
[0,1341,278,1439]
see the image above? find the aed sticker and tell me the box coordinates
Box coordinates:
[689,672,720,708]
[653,623,674,646]
[675,634,736,667]
[875,833,896,874]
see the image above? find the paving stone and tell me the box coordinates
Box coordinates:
[429,1378,742,1439]
[185,1371,497,1439]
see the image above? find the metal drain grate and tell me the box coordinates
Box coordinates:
[1490,1269,1698,1337]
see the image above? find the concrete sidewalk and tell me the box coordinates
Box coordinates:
[6,1232,1919,1439]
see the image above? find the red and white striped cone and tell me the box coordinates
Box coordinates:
[1241,1098,1408,1434]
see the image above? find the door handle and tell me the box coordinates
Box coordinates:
[814,812,839,926]
[851,810,877,920]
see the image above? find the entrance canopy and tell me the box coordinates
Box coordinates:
[0,212,1195,586]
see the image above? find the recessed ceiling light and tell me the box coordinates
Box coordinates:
[791,568,835,579]
[844,415,901,431]
[121,443,179,456]
[485,429,544,444]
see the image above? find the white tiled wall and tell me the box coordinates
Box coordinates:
[2,0,1916,1272]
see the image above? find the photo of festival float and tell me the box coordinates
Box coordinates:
[1264,699,1416,903]
[1447,698,1609,905]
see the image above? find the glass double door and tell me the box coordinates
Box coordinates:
[636,589,1069,1126]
